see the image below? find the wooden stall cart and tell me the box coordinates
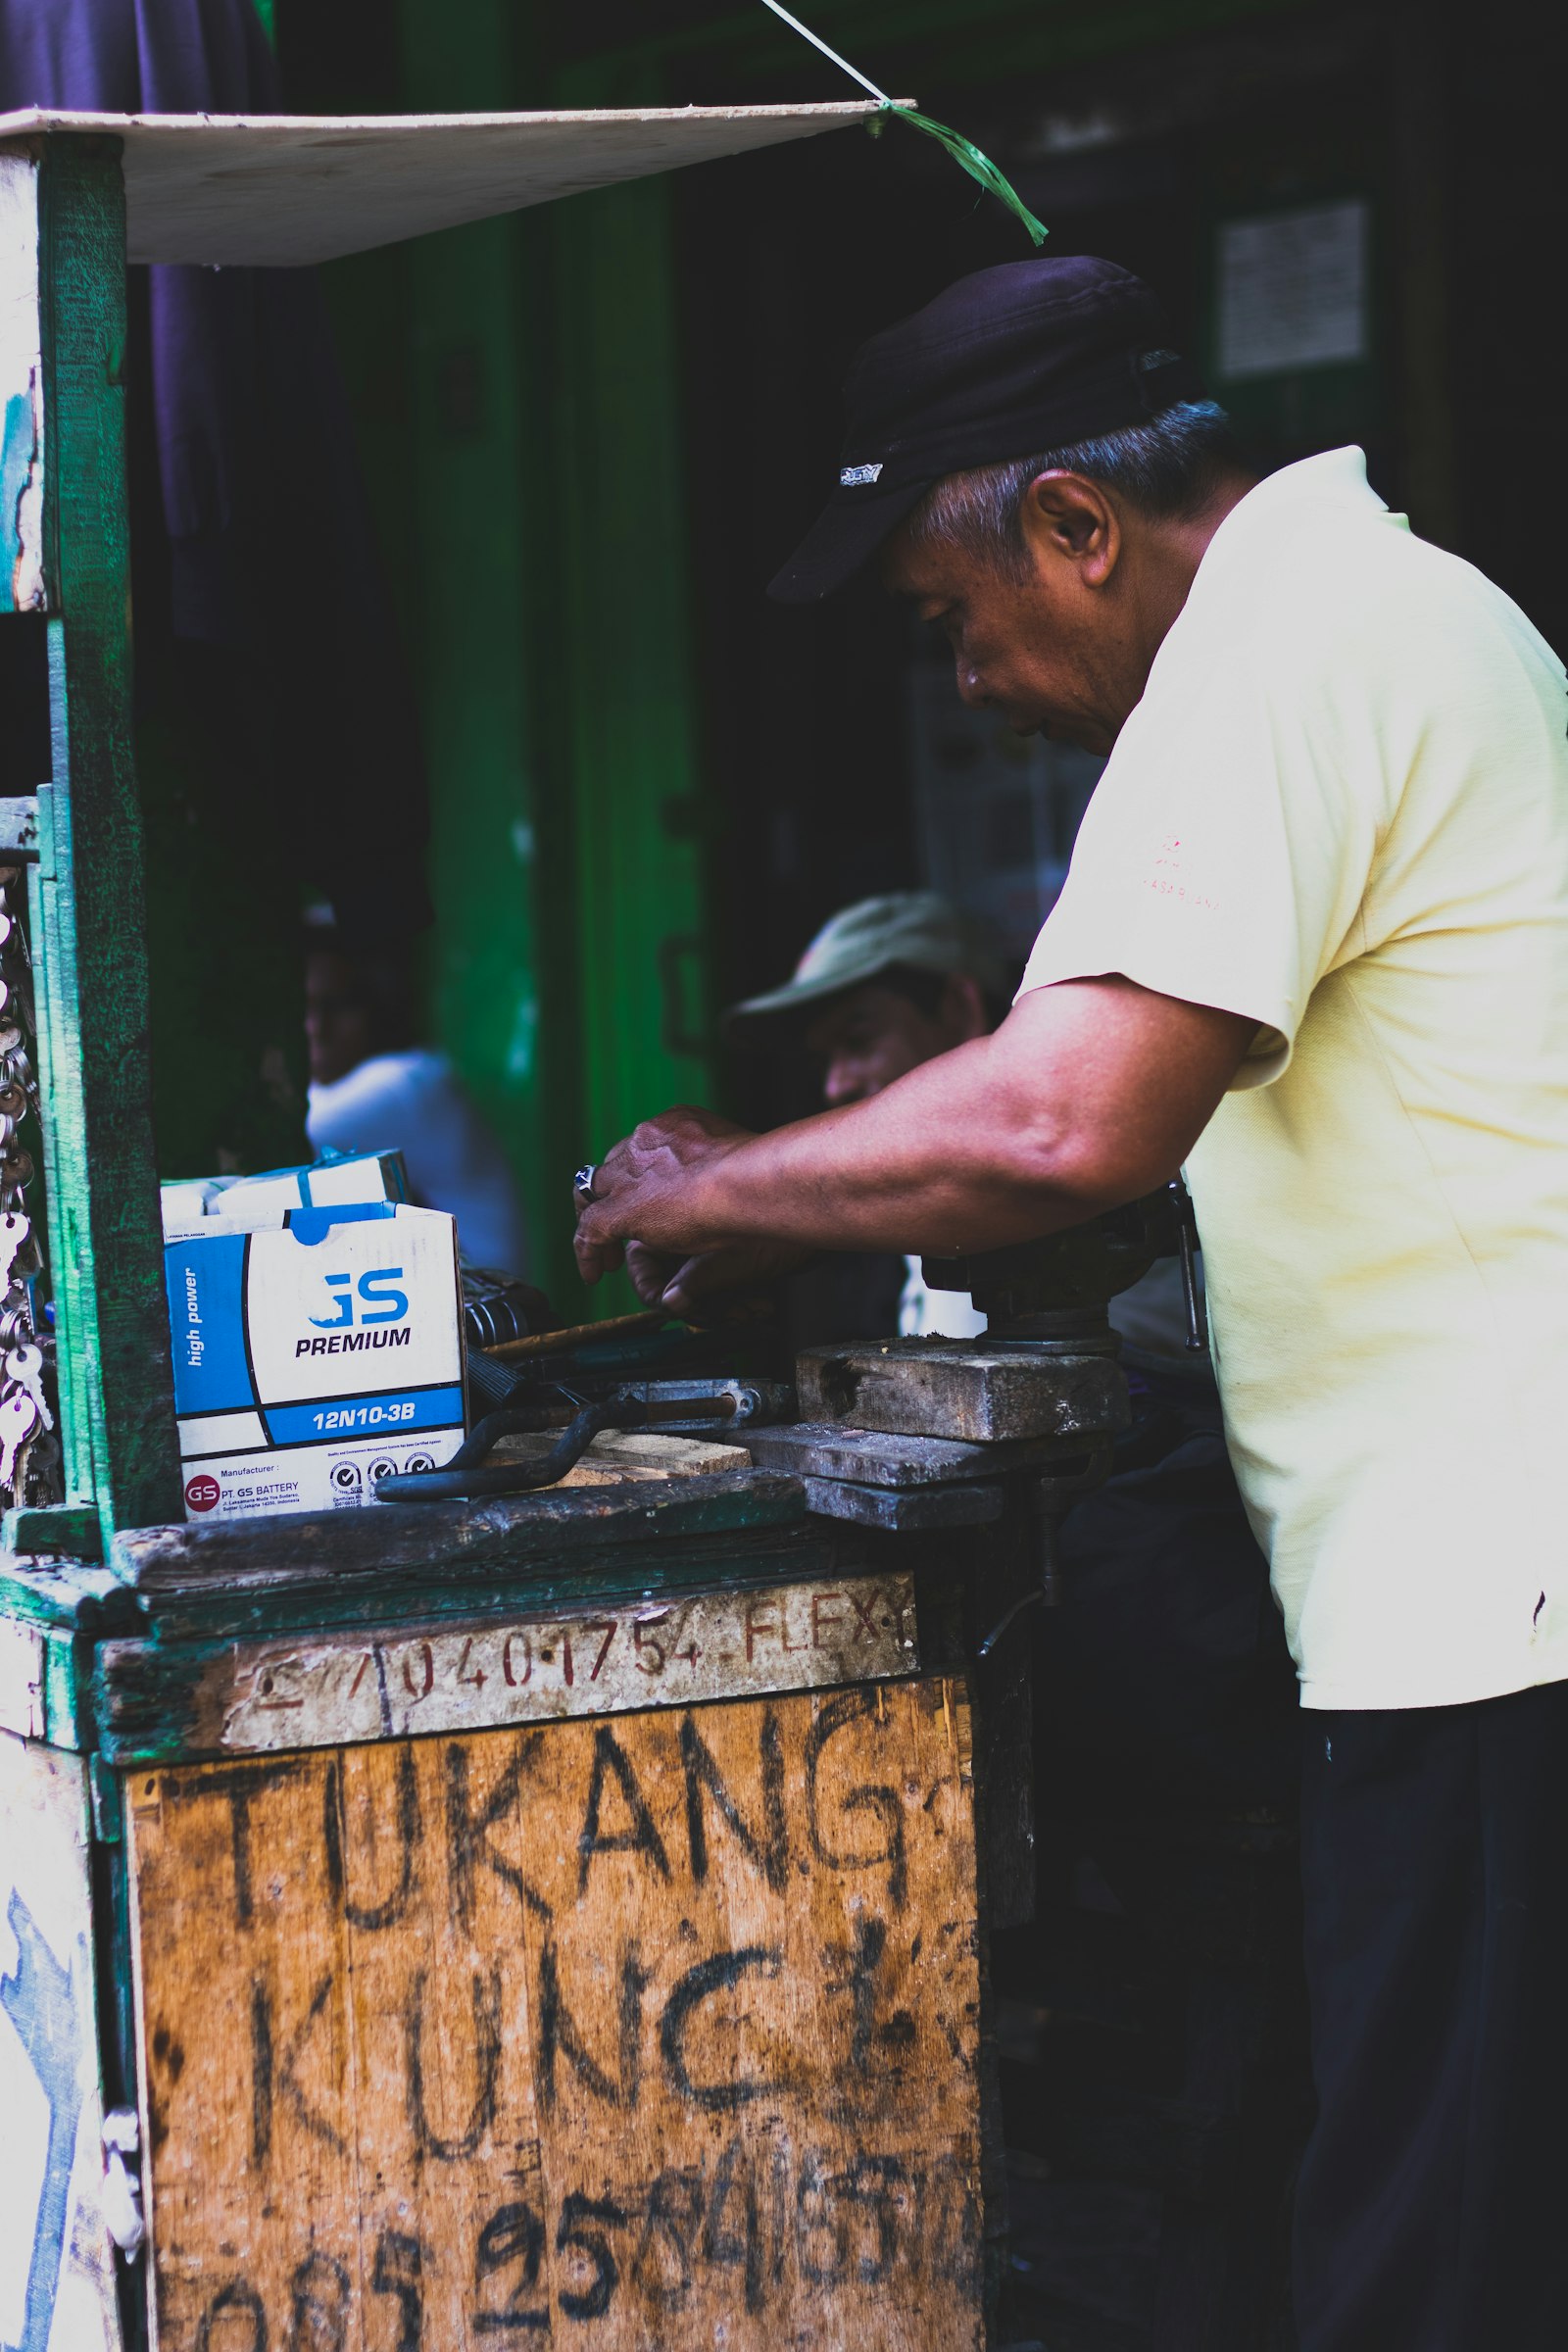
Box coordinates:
[4,1466,992,2351]
[0,106,1003,2352]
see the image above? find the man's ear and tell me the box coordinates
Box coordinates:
[1018,470,1120,588]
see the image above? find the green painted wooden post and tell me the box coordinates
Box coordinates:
[30,134,182,1543]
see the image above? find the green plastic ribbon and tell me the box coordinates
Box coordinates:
[879,108,1048,248]
[759,0,1048,248]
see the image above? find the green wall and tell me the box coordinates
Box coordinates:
[389,9,711,1313]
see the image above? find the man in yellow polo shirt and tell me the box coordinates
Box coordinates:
[573,256,1568,2348]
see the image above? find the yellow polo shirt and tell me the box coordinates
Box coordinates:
[1018,448,1568,1709]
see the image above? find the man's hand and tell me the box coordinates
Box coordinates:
[575,1107,814,1314]
[622,1237,815,1317]
[571,978,1256,1280]
[573,1105,753,1286]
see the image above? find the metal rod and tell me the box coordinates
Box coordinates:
[374,1396,630,1504]
[482,1308,670,1361]
[374,1388,739,1506]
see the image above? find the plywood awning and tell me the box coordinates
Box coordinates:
[0,103,889,267]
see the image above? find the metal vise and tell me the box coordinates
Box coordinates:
[751,1181,1204,1647]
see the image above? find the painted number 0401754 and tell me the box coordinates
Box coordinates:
[222,1580,919,1751]
[395,1616,699,1700]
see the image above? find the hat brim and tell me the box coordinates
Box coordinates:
[766,475,933,604]
[727,944,977,1033]
[725,966,873,1031]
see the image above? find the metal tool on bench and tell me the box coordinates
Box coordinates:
[379,1359,792,1502]
[750,1179,1205,1646]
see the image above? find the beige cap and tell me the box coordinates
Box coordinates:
[729,892,1006,1028]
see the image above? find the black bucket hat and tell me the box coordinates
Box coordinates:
[768,254,1206,603]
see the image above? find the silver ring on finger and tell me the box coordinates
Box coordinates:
[573,1162,600,1205]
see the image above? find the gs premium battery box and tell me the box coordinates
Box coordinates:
[161,1146,407,1237]
[165,1201,466,1521]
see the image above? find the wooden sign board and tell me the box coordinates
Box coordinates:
[148,1572,918,1757]
[0,1731,122,2352]
[128,1678,982,2350]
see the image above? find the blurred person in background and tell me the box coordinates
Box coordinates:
[733,890,1198,1353]
[729,894,999,1338]
[305,914,529,1277]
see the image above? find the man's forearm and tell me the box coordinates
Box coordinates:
[676,1034,1088,1256]
[575,980,1257,1284]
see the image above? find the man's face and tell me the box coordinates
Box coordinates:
[802,976,987,1107]
[305,950,372,1087]
[881,472,1140,757]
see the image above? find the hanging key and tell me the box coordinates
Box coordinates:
[4,1343,52,1431]
[0,1389,39,1492]
[0,1211,32,1292]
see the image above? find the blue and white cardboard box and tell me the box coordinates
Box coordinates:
[165,1201,466,1521]
[161,1147,407,1239]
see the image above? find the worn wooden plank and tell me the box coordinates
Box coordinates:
[492,1429,754,1486]
[95,1534,851,1674]
[803,1479,1006,1533]
[0,107,888,268]
[31,132,182,1541]
[128,1680,984,2349]
[0,1731,122,2350]
[109,1470,805,1593]
[797,1341,1130,1446]
[96,1570,920,1760]
[575,1430,752,1477]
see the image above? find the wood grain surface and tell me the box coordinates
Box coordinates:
[127,1680,982,2350]
[127,1571,919,1756]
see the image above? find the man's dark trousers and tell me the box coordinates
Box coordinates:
[1295,1678,1568,2349]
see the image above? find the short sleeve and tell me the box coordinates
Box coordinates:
[1016,641,1381,1088]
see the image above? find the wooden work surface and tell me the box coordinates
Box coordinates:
[128,1678,983,2350]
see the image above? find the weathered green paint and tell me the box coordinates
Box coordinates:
[2,1502,103,1560]
[30,135,183,1544]
[0,1553,135,1634]
[394,0,585,1308]
[550,74,716,1174]
[380,10,717,1316]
